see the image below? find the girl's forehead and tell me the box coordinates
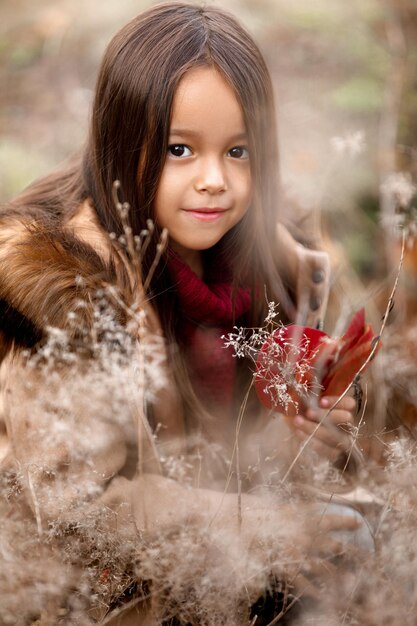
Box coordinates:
[170,67,246,137]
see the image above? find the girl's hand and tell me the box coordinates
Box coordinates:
[291,395,356,462]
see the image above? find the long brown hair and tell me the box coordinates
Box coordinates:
[85,2,291,314]
[9,2,293,421]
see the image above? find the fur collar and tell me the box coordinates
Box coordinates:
[0,200,119,356]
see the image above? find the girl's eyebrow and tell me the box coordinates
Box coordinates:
[169,128,248,142]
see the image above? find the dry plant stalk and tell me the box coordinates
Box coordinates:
[281,230,406,482]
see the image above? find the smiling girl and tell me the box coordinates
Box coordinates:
[155,66,252,275]
[0,2,363,623]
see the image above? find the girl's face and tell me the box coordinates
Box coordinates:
[154,67,253,276]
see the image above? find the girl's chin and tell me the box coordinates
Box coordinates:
[170,234,224,255]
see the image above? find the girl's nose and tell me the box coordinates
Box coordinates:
[194,157,227,194]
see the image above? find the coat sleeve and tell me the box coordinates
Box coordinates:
[0,207,188,623]
[276,223,330,328]
[0,210,163,524]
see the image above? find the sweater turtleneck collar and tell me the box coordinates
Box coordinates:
[166,248,252,414]
[167,248,251,326]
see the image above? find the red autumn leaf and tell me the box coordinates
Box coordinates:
[340,308,366,352]
[322,315,378,396]
[255,308,380,416]
[254,324,330,415]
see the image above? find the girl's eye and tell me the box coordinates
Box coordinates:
[228,145,249,160]
[168,144,192,158]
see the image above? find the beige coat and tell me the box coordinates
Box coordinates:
[0,200,330,624]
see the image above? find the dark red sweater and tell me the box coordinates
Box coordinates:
[167,250,251,412]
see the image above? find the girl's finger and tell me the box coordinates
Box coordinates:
[314,512,362,532]
[294,432,342,461]
[305,408,354,426]
[320,395,356,411]
[294,416,350,448]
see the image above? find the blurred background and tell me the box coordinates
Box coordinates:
[1,1,416,276]
[0,0,417,429]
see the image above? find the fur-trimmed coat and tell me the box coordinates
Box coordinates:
[0,199,330,624]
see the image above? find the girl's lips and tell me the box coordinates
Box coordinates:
[182,208,228,222]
